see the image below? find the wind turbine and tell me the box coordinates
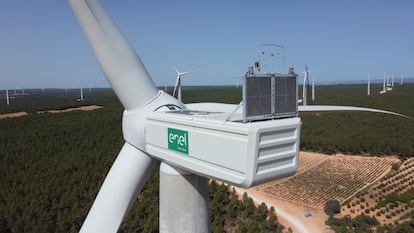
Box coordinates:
[69,1,409,233]
[302,65,310,106]
[367,73,371,96]
[171,64,200,101]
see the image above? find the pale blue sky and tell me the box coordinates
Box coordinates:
[0,1,413,89]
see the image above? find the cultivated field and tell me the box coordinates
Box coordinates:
[258,152,399,209]
[340,158,414,225]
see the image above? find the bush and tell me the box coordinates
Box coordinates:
[325,200,341,216]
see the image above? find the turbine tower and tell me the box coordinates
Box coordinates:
[367,73,371,96]
[171,65,199,101]
[312,73,315,102]
[302,65,309,106]
[380,72,386,94]
[80,86,84,101]
[6,88,10,106]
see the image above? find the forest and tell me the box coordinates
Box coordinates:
[0,83,413,232]
[0,88,284,232]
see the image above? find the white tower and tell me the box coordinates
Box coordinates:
[381,72,386,94]
[312,74,315,101]
[6,88,10,106]
[302,66,309,106]
[367,73,371,96]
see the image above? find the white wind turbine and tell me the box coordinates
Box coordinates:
[69,1,409,233]
[302,65,310,106]
[171,65,200,101]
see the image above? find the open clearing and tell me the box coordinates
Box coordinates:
[0,105,103,119]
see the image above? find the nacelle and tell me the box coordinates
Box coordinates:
[145,110,301,188]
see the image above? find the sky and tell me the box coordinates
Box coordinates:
[0,0,413,89]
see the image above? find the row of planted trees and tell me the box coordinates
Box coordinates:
[325,199,414,232]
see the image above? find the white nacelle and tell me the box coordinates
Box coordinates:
[145,110,301,188]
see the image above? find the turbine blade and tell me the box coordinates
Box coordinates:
[170,64,180,75]
[69,0,158,110]
[178,78,182,101]
[185,103,411,119]
[79,143,155,233]
[298,105,410,118]
[181,69,201,76]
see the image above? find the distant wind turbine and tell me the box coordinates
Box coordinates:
[301,65,310,106]
[400,74,404,85]
[171,65,200,101]
[367,73,370,96]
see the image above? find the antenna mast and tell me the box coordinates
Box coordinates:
[260,44,286,74]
